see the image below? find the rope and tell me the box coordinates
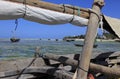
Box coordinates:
[77,66,88,73]
[23,0,27,18]
[88,9,104,40]
[69,6,75,23]
[62,4,66,13]
[77,60,88,73]
[14,19,18,31]
[12,0,27,34]
[99,15,105,39]
[99,15,104,34]
[16,58,37,79]
[77,7,80,16]
[88,8,101,21]
[72,67,88,79]
[16,54,38,79]
[11,19,18,37]
[16,47,40,79]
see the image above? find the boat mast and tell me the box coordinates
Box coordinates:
[76,0,104,79]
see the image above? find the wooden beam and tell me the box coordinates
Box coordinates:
[7,0,90,19]
[0,66,73,79]
[77,0,104,79]
[43,53,120,77]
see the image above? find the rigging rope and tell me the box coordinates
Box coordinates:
[77,7,80,16]
[11,19,19,37]
[14,19,18,31]
[99,15,105,39]
[23,0,27,18]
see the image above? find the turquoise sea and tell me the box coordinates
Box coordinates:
[0,39,120,60]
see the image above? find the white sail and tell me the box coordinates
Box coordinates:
[103,15,120,38]
[0,0,88,26]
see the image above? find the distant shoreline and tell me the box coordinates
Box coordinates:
[70,38,117,42]
[0,38,118,42]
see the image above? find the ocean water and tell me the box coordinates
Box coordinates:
[0,39,120,60]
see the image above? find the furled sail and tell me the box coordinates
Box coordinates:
[0,0,88,26]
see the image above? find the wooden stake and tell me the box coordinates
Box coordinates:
[76,0,104,79]
[34,47,40,58]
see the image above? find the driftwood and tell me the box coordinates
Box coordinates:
[43,53,120,77]
[0,66,73,79]
[7,0,89,19]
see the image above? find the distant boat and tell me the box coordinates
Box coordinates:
[55,39,59,41]
[115,39,120,42]
[65,39,75,42]
[10,37,20,43]
[74,44,98,48]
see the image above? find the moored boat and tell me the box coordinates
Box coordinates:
[115,39,120,42]
[74,44,98,48]
[10,37,20,42]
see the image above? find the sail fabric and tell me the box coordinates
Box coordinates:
[0,0,88,26]
[103,15,120,38]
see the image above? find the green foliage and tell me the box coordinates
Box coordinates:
[103,32,117,39]
[63,35,85,40]
[63,32,117,40]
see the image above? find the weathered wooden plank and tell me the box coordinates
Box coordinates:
[0,66,73,79]
[7,0,89,19]
[0,58,45,72]
[43,53,78,67]
[90,63,120,78]
[77,0,105,79]
[43,53,120,77]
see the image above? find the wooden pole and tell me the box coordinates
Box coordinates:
[7,0,89,19]
[43,53,120,77]
[76,0,104,79]
[34,47,40,58]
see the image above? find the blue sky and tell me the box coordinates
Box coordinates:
[0,0,120,39]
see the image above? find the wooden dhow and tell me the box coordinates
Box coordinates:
[0,0,120,79]
[10,37,20,42]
